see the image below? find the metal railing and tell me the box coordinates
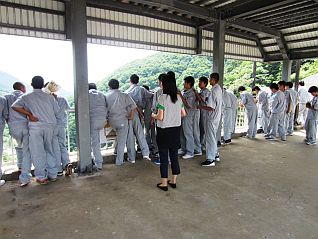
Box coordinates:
[2,104,248,168]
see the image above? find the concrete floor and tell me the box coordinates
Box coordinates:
[0,131,317,239]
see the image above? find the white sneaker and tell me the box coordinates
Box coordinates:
[182,154,194,160]
[194,152,202,156]
[143,156,151,161]
[306,142,317,146]
[127,158,136,163]
[215,155,220,162]
[0,180,5,187]
[178,149,185,155]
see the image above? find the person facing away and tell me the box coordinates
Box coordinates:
[285,82,298,136]
[152,73,186,191]
[252,86,270,136]
[88,83,107,170]
[198,72,223,167]
[44,82,73,177]
[179,76,201,159]
[238,86,258,139]
[0,95,8,187]
[265,83,286,141]
[193,76,210,150]
[4,82,32,186]
[222,89,233,144]
[278,81,289,131]
[304,86,318,146]
[227,90,238,137]
[297,81,311,125]
[125,74,152,161]
[106,79,136,165]
[12,76,60,185]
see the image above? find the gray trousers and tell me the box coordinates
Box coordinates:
[223,108,232,141]
[269,112,286,140]
[9,124,32,184]
[90,118,105,169]
[205,118,219,161]
[260,109,270,134]
[285,111,295,134]
[111,120,129,165]
[0,124,4,179]
[9,124,29,169]
[231,109,237,134]
[29,126,57,180]
[199,111,207,148]
[298,103,308,124]
[305,119,317,144]
[127,113,150,158]
[53,126,70,172]
[144,114,158,153]
[181,111,201,155]
[246,109,258,138]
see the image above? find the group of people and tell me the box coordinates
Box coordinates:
[0,72,317,191]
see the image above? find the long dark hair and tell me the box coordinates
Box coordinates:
[162,74,178,103]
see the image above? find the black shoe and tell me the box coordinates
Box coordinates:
[157,183,168,191]
[168,180,176,189]
[201,160,216,167]
[217,141,221,147]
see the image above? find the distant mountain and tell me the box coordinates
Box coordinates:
[0,71,21,95]
[0,71,72,98]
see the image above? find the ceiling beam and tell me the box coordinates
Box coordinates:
[290,51,318,60]
[87,0,199,26]
[255,36,267,60]
[276,33,289,60]
[122,0,218,21]
[220,0,300,19]
[227,18,281,38]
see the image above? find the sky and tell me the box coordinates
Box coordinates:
[0,34,156,93]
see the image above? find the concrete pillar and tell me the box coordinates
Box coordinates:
[213,20,225,142]
[213,20,226,87]
[294,59,301,124]
[70,0,92,173]
[282,59,292,82]
[252,61,257,87]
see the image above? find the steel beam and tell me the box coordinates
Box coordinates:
[196,27,203,54]
[282,59,292,81]
[276,33,289,60]
[221,0,300,19]
[290,51,318,60]
[255,36,267,60]
[70,0,92,174]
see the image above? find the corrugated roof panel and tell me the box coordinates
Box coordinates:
[202,30,213,38]
[1,0,64,11]
[225,35,256,46]
[287,40,318,49]
[263,45,280,52]
[281,22,318,34]
[285,31,318,41]
[0,26,65,39]
[261,38,277,45]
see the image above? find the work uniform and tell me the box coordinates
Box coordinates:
[227,91,238,134]
[125,84,152,157]
[53,96,71,172]
[285,88,298,135]
[89,89,107,169]
[268,91,286,140]
[304,96,318,144]
[12,89,60,181]
[298,86,311,124]
[106,89,136,165]
[199,87,210,148]
[256,91,270,135]
[5,90,31,184]
[150,87,163,154]
[240,92,258,138]
[0,96,8,180]
[143,92,157,153]
[222,90,232,141]
[205,84,223,161]
[180,89,201,156]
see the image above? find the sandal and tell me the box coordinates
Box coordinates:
[156,183,168,191]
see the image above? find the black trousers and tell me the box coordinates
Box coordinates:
[156,126,181,179]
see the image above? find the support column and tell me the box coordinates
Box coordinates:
[70,0,92,173]
[294,59,301,124]
[213,20,225,143]
[213,20,226,87]
[252,61,257,87]
[282,59,292,82]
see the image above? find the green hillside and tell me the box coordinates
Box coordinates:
[97,52,318,93]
